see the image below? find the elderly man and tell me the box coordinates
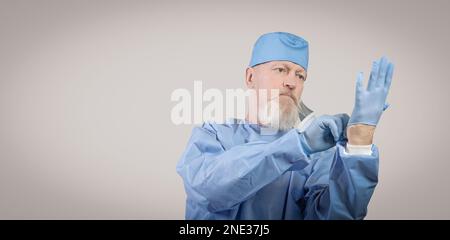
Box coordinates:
[176,32,394,220]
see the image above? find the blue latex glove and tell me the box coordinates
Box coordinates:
[299,113,349,154]
[349,57,394,126]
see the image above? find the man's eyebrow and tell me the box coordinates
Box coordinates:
[272,63,305,75]
[279,63,291,71]
[295,68,306,75]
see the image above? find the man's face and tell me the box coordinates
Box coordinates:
[245,60,307,129]
[247,61,306,104]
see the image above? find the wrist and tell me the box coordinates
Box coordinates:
[347,124,375,145]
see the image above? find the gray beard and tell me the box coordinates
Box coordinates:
[268,100,300,131]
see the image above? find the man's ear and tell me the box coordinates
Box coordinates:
[245,67,255,88]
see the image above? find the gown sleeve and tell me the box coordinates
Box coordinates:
[176,123,312,213]
[301,142,379,219]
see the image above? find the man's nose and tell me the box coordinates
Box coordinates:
[283,77,297,89]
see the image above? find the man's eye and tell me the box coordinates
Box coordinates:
[297,74,305,80]
[275,68,285,73]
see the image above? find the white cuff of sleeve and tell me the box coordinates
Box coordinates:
[344,143,373,155]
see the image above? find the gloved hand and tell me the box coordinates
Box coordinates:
[298,113,349,154]
[349,57,395,126]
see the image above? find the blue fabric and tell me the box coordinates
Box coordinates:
[176,120,379,220]
[249,32,309,71]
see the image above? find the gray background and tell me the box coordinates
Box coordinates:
[0,0,449,219]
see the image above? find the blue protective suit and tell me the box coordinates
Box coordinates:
[176,120,379,220]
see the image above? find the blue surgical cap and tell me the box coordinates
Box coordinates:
[249,32,309,71]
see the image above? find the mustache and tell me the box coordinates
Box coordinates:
[279,92,299,106]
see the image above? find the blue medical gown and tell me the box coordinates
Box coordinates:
[176,120,379,220]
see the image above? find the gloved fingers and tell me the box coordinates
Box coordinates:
[343,127,347,140]
[385,63,394,91]
[325,114,349,142]
[376,57,389,88]
[355,72,365,93]
[367,60,380,91]
[322,119,340,142]
[334,113,350,128]
[335,113,349,141]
